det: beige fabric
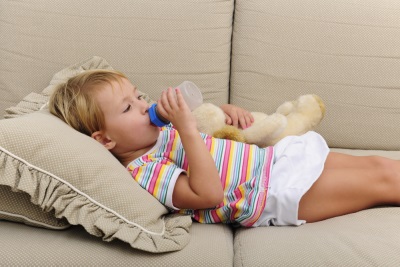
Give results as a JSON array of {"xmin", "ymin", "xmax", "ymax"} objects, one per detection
[
  {"xmin": 4, "ymin": 56, "xmax": 154, "ymax": 119},
  {"xmin": 3, "ymin": 93, "xmax": 49, "ymax": 119},
  {"xmin": 234, "ymin": 208, "xmax": 400, "ymax": 266},
  {"xmin": 0, "ymin": 0, "xmax": 233, "ymax": 118},
  {"xmin": 0, "ymin": 110, "xmax": 191, "ymax": 252},
  {"xmin": 0, "ymin": 186, "xmax": 69, "ymax": 229},
  {"xmin": 230, "ymin": 0, "xmax": 400, "ymax": 150},
  {"xmin": 331, "ymin": 147, "xmax": 400, "ymax": 159},
  {"xmin": 0, "ymin": 221, "xmax": 233, "ymax": 266}
]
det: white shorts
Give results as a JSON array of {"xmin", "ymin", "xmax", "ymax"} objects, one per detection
[{"xmin": 254, "ymin": 131, "xmax": 329, "ymax": 227}]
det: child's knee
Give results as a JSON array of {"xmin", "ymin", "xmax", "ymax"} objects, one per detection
[
  {"xmin": 373, "ymin": 158, "xmax": 400, "ymax": 200},
  {"xmin": 368, "ymin": 156, "xmax": 390, "ymax": 168}
]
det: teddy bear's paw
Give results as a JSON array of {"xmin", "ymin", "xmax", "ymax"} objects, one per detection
[
  {"xmin": 242, "ymin": 113, "xmax": 287, "ymax": 147},
  {"xmin": 311, "ymin": 94, "xmax": 326, "ymax": 118},
  {"xmin": 279, "ymin": 94, "xmax": 325, "ymax": 136},
  {"xmin": 276, "ymin": 101, "xmax": 295, "ymax": 115},
  {"xmin": 213, "ymin": 125, "xmax": 246, "ymax": 142},
  {"xmin": 266, "ymin": 113, "xmax": 288, "ymax": 135}
]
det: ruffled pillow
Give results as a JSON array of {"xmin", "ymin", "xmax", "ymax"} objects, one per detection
[{"xmin": 0, "ymin": 110, "xmax": 191, "ymax": 252}]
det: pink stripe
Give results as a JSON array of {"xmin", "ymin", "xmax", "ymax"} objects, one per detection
[
  {"xmin": 165, "ymin": 130, "xmax": 176, "ymax": 155},
  {"xmin": 148, "ymin": 164, "xmax": 162, "ymax": 194},
  {"xmin": 239, "ymin": 144, "xmax": 250, "ymax": 184},
  {"xmin": 205, "ymin": 135, "xmax": 212, "ymax": 150},
  {"xmin": 210, "ymin": 209, "xmax": 220, "ymax": 223},
  {"xmin": 263, "ymin": 146, "xmax": 274, "ymax": 188},
  {"xmin": 243, "ymin": 146, "xmax": 274, "ymax": 226},
  {"xmin": 142, "ymin": 155, "xmax": 150, "ymax": 163},
  {"xmin": 131, "ymin": 168, "xmax": 138, "ymax": 177},
  {"xmin": 250, "ymin": 191, "xmax": 267, "ymax": 225},
  {"xmin": 220, "ymin": 140, "xmax": 231, "ymax": 188},
  {"xmin": 181, "ymin": 133, "xmax": 192, "ymax": 171}
]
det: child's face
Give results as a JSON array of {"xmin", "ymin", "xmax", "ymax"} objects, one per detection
[{"xmin": 93, "ymin": 78, "xmax": 160, "ymax": 159}]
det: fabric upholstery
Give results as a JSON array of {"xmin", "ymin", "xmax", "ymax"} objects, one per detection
[
  {"xmin": 4, "ymin": 56, "xmax": 153, "ymax": 119},
  {"xmin": 0, "ymin": 0, "xmax": 234, "ymax": 118},
  {"xmin": 2, "ymin": 0, "xmax": 400, "ymax": 265},
  {"xmin": 0, "ymin": 186, "xmax": 69, "ymax": 230},
  {"xmin": 230, "ymin": 0, "xmax": 400, "ymax": 150},
  {"xmin": 234, "ymin": 207, "xmax": 400, "ymax": 266},
  {"xmin": 0, "ymin": 220, "xmax": 234, "ymax": 266}
]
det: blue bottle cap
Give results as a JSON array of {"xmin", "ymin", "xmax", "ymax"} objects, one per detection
[{"xmin": 148, "ymin": 103, "xmax": 169, "ymax": 127}]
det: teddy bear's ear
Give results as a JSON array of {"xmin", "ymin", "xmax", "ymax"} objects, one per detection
[
  {"xmin": 311, "ymin": 94, "xmax": 326, "ymax": 119},
  {"xmin": 213, "ymin": 125, "xmax": 246, "ymax": 142}
]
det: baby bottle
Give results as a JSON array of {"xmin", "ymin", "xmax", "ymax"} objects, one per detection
[{"xmin": 148, "ymin": 81, "xmax": 203, "ymax": 127}]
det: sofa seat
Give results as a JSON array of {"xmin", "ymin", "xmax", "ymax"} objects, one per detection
[{"xmin": 0, "ymin": 220, "xmax": 234, "ymax": 266}]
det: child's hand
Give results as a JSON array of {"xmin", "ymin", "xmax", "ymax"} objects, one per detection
[
  {"xmin": 220, "ymin": 104, "xmax": 254, "ymax": 129},
  {"xmin": 156, "ymin": 87, "xmax": 197, "ymax": 132}
]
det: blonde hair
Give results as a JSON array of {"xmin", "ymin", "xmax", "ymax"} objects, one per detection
[{"xmin": 49, "ymin": 69, "xmax": 128, "ymax": 136}]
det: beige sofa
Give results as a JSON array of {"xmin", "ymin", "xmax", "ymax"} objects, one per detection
[{"xmin": 2, "ymin": 0, "xmax": 400, "ymax": 266}]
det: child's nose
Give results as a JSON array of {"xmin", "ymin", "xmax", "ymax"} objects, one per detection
[{"xmin": 143, "ymin": 103, "xmax": 150, "ymax": 113}]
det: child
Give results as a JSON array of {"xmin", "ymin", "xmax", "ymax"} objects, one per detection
[{"xmin": 50, "ymin": 69, "xmax": 400, "ymax": 227}]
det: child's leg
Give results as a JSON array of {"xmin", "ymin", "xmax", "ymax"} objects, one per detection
[
  {"xmin": 324, "ymin": 152, "xmax": 396, "ymax": 169},
  {"xmin": 298, "ymin": 152, "xmax": 400, "ymax": 223}
]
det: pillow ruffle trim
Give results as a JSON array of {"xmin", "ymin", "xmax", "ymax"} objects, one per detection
[
  {"xmin": 4, "ymin": 93, "xmax": 49, "ymax": 119},
  {"xmin": 0, "ymin": 149, "xmax": 191, "ymax": 253}
]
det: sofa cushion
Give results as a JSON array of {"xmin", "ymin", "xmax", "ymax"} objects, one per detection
[
  {"xmin": 230, "ymin": 0, "xmax": 400, "ymax": 150},
  {"xmin": 234, "ymin": 208, "xmax": 400, "ymax": 266},
  {"xmin": 0, "ymin": 221, "xmax": 233, "ymax": 266},
  {"xmin": 0, "ymin": 0, "xmax": 234, "ymax": 118}
]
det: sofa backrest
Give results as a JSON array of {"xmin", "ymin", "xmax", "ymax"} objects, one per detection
[
  {"xmin": 3, "ymin": 0, "xmax": 400, "ymax": 150},
  {"xmin": 0, "ymin": 0, "xmax": 234, "ymax": 118},
  {"xmin": 230, "ymin": 0, "xmax": 400, "ymax": 150}
]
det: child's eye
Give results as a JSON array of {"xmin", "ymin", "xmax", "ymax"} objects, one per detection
[
  {"xmin": 124, "ymin": 104, "xmax": 131, "ymax": 113},
  {"xmin": 137, "ymin": 95, "xmax": 143, "ymax": 100}
]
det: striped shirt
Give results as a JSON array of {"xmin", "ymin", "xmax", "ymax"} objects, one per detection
[{"xmin": 127, "ymin": 126, "xmax": 274, "ymax": 227}]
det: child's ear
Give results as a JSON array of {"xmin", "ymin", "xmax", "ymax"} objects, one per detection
[{"xmin": 91, "ymin": 131, "xmax": 116, "ymax": 150}]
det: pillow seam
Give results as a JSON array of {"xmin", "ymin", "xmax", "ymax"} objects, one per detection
[{"xmin": 0, "ymin": 210, "xmax": 70, "ymax": 230}]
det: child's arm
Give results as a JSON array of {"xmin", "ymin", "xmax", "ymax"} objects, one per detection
[
  {"xmin": 157, "ymin": 88, "xmax": 224, "ymax": 210},
  {"xmin": 220, "ymin": 104, "xmax": 254, "ymax": 129}
]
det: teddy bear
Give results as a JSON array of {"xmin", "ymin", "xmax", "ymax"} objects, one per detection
[{"xmin": 192, "ymin": 94, "xmax": 325, "ymax": 147}]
